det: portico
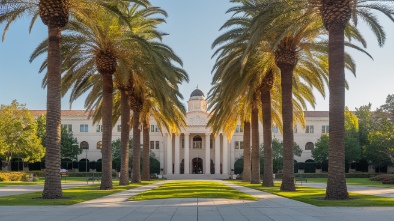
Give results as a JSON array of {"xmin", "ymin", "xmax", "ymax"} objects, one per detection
[{"xmin": 164, "ymin": 88, "xmax": 230, "ymax": 177}]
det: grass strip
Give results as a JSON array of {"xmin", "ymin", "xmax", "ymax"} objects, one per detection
[
  {"xmin": 130, "ymin": 181, "xmax": 257, "ymax": 201},
  {"xmin": 0, "ymin": 181, "xmax": 156, "ymax": 206},
  {"xmin": 308, "ymin": 178, "xmax": 394, "ymax": 188},
  {"xmin": 231, "ymin": 180, "xmax": 394, "ymax": 207}
]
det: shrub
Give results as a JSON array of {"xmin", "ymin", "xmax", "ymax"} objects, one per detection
[
  {"xmin": 234, "ymin": 158, "xmax": 243, "ymax": 175},
  {"xmin": 150, "ymin": 157, "xmax": 160, "ymax": 174},
  {"xmin": 370, "ymin": 174, "xmax": 394, "ymax": 181},
  {"xmin": 0, "ymin": 172, "xmax": 28, "ymax": 181},
  {"xmin": 382, "ymin": 177, "xmax": 394, "ymax": 184}
]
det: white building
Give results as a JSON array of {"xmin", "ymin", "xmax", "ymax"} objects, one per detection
[{"xmin": 31, "ymin": 89, "xmax": 329, "ymax": 177}]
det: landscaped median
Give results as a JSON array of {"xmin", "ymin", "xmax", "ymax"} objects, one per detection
[
  {"xmin": 130, "ymin": 181, "xmax": 257, "ymax": 201},
  {"xmin": 0, "ymin": 181, "xmax": 158, "ymax": 206},
  {"xmin": 230, "ymin": 180, "xmax": 394, "ymax": 207}
]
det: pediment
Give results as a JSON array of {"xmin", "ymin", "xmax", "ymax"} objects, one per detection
[{"xmin": 186, "ymin": 112, "xmax": 210, "ymax": 126}]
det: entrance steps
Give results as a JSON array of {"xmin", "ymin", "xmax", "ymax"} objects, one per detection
[{"xmin": 163, "ymin": 173, "xmax": 229, "ymax": 180}]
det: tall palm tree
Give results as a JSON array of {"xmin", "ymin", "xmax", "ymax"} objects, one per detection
[{"xmin": 1, "ymin": 0, "xmax": 150, "ymax": 198}]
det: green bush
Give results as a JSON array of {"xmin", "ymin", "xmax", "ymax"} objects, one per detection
[
  {"xmin": 150, "ymin": 157, "xmax": 160, "ymax": 174},
  {"xmin": 234, "ymin": 158, "xmax": 243, "ymax": 175},
  {"xmin": 305, "ymin": 162, "xmax": 316, "ymax": 173}
]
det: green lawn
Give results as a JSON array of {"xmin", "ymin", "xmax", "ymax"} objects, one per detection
[
  {"xmin": 231, "ymin": 180, "xmax": 394, "ymax": 207},
  {"xmin": 130, "ymin": 181, "xmax": 257, "ymax": 201},
  {"xmin": 0, "ymin": 181, "xmax": 156, "ymax": 206},
  {"xmin": 308, "ymin": 178, "xmax": 394, "ymax": 188}
]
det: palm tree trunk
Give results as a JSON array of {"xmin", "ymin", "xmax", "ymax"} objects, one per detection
[
  {"xmin": 250, "ymin": 102, "xmax": 260, "ymax": 184},
  {"xmin": 280, "ymin": 65, "xmax": 295, "ymax": 191},
  {"xmin": 119, "ymin": 89, "xmax": 130, "ymax": 185},
  {"xmin": 132, "ymin": 111, "xmax": 141, "ymax": 183},
  {"xmin": 326, "ymin": 24, "xmax": 348, "ymax": 200},
  {"xmin": 42, "ymin": 26, "xmax": 62, "ymax": 199},
  {"xmin": 261, "ymin": 89, "xmax": 274, "ymax": 187},
  {"xmin": 242, "ymin": 121, "xmax": 251, "ymax": 182},
  {"xmin": 100, "ymin": 73, "xmax": 113, "ymax": 190},
  {"xmin": 141, "ymin": 120, "xmax": 150, "ymax": 181}
]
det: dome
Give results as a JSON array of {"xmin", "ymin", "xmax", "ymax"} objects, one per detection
[{"xmin": 190, "ymin": 88, "xmax": 205, "ymax": 97}]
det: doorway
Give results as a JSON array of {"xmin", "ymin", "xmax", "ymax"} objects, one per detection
[{"xmin": 192, "ymin": 157, "xmax": 203, "ymax": 174}]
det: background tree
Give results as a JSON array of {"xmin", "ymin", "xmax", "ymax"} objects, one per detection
[
  {"xmin": 344, "ymin": 108, "xmax": 361, "ymax": 167},
  {"xmin": 0, "ymin": 100, "xmax": 45, "ymax": 169},
  {"xmin": 265, "ymin": 138, "xmax": 302, "ymax": 173},
  {"xmin": 312, "ymin": 135, "xmax": 329, "ymax": 167},
  {"xmin": 60, "ymin": 126, "xmax": 80, "ymax": 161}
]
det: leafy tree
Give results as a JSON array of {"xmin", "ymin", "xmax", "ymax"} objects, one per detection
[
  {"xmin": 312, "ymin": 135, "xmax": 329, "ymax": 165},
  {"xmin": 60, "ymin": 126, "xmax": 80, "ymax": 161},
  {"xmin": 36, "ymin": 114, "xmax": 46, "ymax": 147},
  {"xmin": 0, "ymin": 100, "xmax": 45, "ymax": 168},
  {"xmin": 344, "ymin": 108, "xmax": 361, "ymax": 166},
  {"xmin": 263, "ymin": 138, "xmax": 302, "ymax": 172}
]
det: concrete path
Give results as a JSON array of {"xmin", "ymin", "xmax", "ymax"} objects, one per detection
[
  {"xmin": 300, "ymin": 182, "xmax": 394, "ymax": 198},
  {"xmin": 1, "ymin": 180, "xmax": 394, "ymax": 221}
]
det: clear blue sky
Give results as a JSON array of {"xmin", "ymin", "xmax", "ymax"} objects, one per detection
[{"xmin": 1, "ymin": 0, "xmax": 394, "ymax": 112}]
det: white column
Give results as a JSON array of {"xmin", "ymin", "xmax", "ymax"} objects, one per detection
[
  {"xmin": 174, "ymin": 135, "xmax": 180, "ymax": 174},
  {"xmin": 205, "ymin": 133, "xmax": 211, "ymax": 174},
  {"xmin": 184, "ymin": 133, "xmax": 190, "ymax": 174},
  {"xmin": 214, "ymin": 135, "xmax": 220, "ymax": 174},
  {"xmin": 166, "ymin": 133, "xmax": 172, "ymax": 174},
  {"xmin": 222, "ymin": 135, "xmax": 228, "ymax": 175}
]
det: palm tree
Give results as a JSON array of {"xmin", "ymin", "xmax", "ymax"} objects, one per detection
[{"xmin": 1, "ymin": 0, "xmax": 150, "ymax": 198}]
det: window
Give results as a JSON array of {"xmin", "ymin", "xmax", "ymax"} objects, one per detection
[
  {"xmin": 306, "ymin": 125, "xmax": 314, "ymax": 133},
  {"xmin": 235, "ymin": 125, "xmax": 243, "ymax": 133},
  {"xmin": 235, "ymin": 141, "xmax": 244, "ymax": 149},
  {"xmin": 117, "ymin": 125, "xmax": 121, "ymax": 132},
  {"xmin": 150, "ymin": 141, "xmax": 155, "ymax": 149},
  {"xmin": 156, "ymin": 141, "xmax": 160, "ymax": 149},
  {"xmin": 193, "ymin": 135, "xmax": 202, "ymax": 149},
  {"xmin": 150, "ymin": 125, "xmax": 155, "ymax": 132},
  {"xmin": 97, "ymin": 141, "xmax": 102, "ymax": 149},
  {"xmin": 272, "ymin": 125, "xmax": 279, "ymax": 133},
  {"xmin": 322, "ymin": 125, "xmax": 329, "ymax": 134},
  {"xmin": 80, "ymin": 141, "xmax": 89, "ymax": 149},
  {"xmin": 155, "ymin": 125, "xmax": 160, "ymax": 132},
  {"xmin": 96, "ymin": 124, "xmax": 103, "ymax": 132},
  {"xmin": 305, "ymin": 142, "xmax": 315, "ymax": 150},
  {"xmin": 62, "ymin": 124, "xmax": 72, "ymax": 132},
  {"xmin": 80, "ymin": 124, "xmax": 88, "ymax": 132}
]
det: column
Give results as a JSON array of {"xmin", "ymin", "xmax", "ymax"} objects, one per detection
[
  {"xmin": 222, "ymin": 135, "xmax": 228, "ymax": 175},
  {"xmin": 166, "ymin": 133, "xmax": 172, "ymax": 174},
  {"xmin": 214, "ymin": 135, "xmax": 220, "ymax": 174},
  {"xmin": 174, "ymin": 135, "xmax": 180, "ymax": 174},
  {"xmin": 184, "ymin": 133, "xmax": 190, "ymax": 174},
  {"xmin": 205, "ymin": 133, "xmax": 211, "ymax": 174}
]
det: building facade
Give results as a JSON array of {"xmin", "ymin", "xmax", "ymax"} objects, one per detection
[{"xmin": 31, "ymin": 89, "xmax": 330, "ymax": 177}]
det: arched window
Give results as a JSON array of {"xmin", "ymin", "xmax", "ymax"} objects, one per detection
[
  {"xmin": 97, "ymin": 141, "xmax": 102, "ymax": 149},
  {"xmin": 193, "ymin": 135, "xmax": 202, "ymax": 149},
  {"xmin": 305, "ymin": 142, "xmax": 314, "ymax": 150},
  {"xmin": 80, "ymin": 141, "xmax": 89, "ymax": 150}
]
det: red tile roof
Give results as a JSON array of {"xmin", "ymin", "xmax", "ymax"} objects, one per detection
[{"xmin": 30, "ymin": 110, "xmax": 91, "ymax": 117}]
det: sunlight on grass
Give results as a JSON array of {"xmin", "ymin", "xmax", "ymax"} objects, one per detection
[
  {"xmin": 231, "ymin": 180, "xmax": 394, "ymax": 207},
  {"xmin": 0, "ymin": 181, "xmax": 155, "ymax": 206},
  {"xmin": 308, "ymin": 178, "xmax": 394, "ymax": 188},
  {"xmin": 130, "ymin": 181, "xmax": 257, "ymax": 201}
]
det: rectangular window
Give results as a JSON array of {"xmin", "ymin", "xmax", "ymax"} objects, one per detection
[
  {"xmin": 155, "ymin": 125, "xmax": 160, "ymax": 132},
  {"xmin": 306, "ymin": 125, "xmax": 314, "ymax": 133},
  {"xmin": 240, "ymin": 141, "xmax": 244, "ymax": 149},
  {"xmin": 235, "ymin": 125, "xmax": 243, "ymax": 133},
  {"xmin": 235, "ymin": 141, "xmax": 239, "ymax": 149},
  {"xmin": 96, "ymin": 124, "xmax": 103, "ymax": 132},
  {"xmin": 80, "ymin": 124, "xmax": 88, "ymax": 132},
  {"xmin": 156, "ymin": 141, "xmax": 160, "ymax": 149},
  {"xmin": 62, "ymin": 124, "xmax": 72, "ymax": 132},
  {"xmin": 117, "ymin": 125, "xmax": 121, "ymax": 132},
  {"xmin": 322, "ymin": 125, "xmax": 329, "ymax": 134},
  {"xmin": 150, "ymin": 125, "xmax": 155, "ymax": 132},
  {"xmin": 272, "ymin": 125, "xmax": 279, "ymax": 133},
  {"xmin": 150, "ymin": 141, "xmax": 155, "ymax": 149}
]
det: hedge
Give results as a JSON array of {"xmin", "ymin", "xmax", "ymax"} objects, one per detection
[{"xmin": 0, "ymin": 172, "xmax": 29, "ymax": 181}]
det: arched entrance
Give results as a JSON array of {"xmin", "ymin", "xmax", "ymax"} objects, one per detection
[{"xmin": 192, "ymin": 157, "xmax": 203, "ymax": 174}]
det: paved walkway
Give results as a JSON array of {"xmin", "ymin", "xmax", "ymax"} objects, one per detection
[
  {"xmin": 1, "ymin": 180, "xmax": 394, "ymax": 221},
  {"xmin": 0, "ymin": 182, "xmax": 95, "ymax": 197}
]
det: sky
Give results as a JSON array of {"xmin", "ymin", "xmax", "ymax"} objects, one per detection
[{"xmin": 1, "ymin": 0, "xmax": 394, "ymax": 112}]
